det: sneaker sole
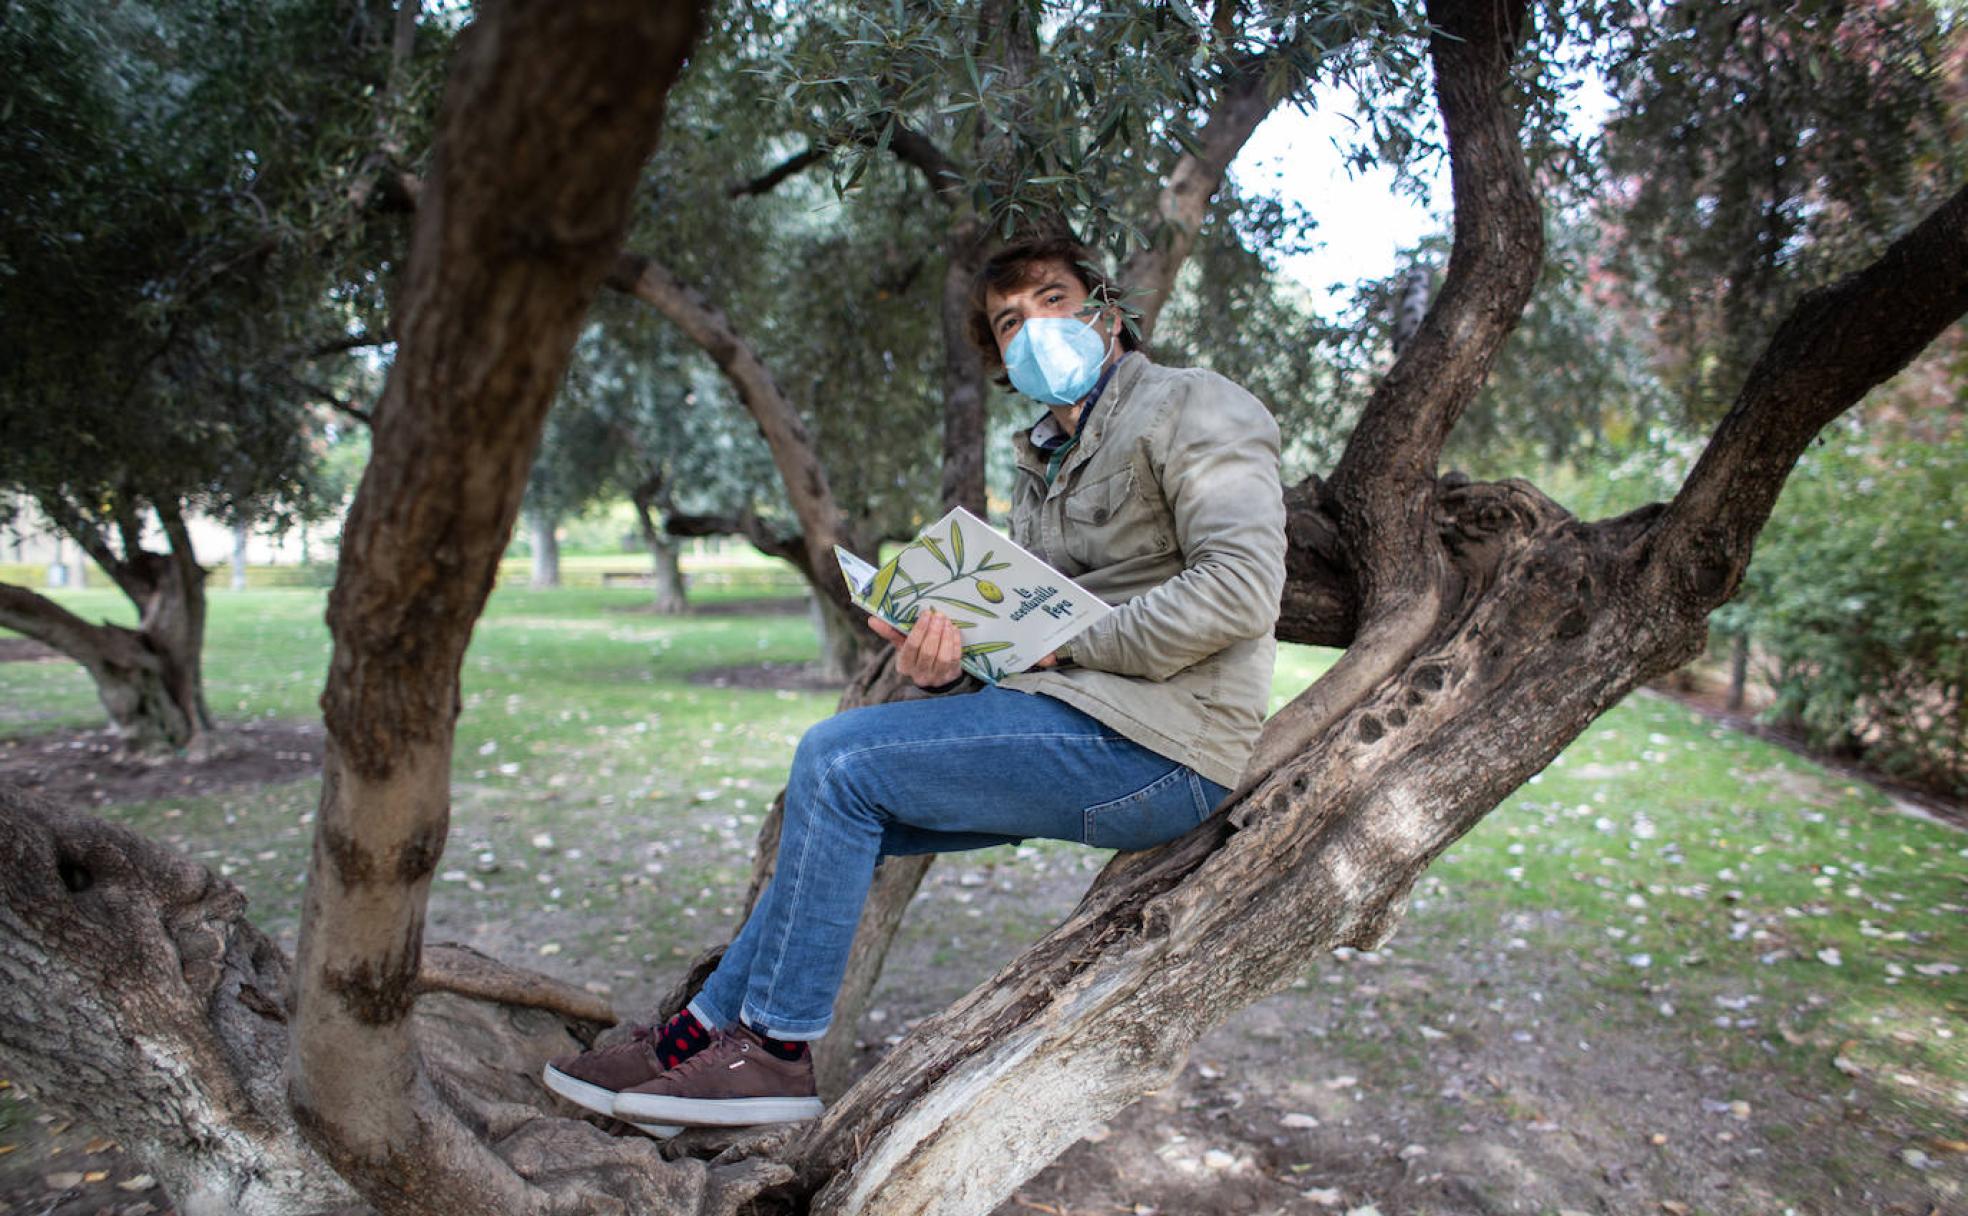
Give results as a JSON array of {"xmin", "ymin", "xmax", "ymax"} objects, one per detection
[
  {"xmin": 542, "ymin": 1063, "xmax": 624, "ymax": 1118},
  {"xmin": 613, "ymin": 1092, "xmax": 824, "ymax": 1126},
  {"xmin": 624, "ymin": 1120, "xmax": 686, "ymax": 1139}
]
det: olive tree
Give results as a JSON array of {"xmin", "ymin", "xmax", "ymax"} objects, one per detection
[{"xmin": 0, "ymin": 1, "xmax": 1963, "ymax": 1214}]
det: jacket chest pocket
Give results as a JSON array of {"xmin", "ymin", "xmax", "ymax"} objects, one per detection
[{"xmin": 1061, "ymin": 464, "xmax": 1170, "ymax": 568}]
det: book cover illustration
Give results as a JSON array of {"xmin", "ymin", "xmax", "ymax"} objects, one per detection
[{"xmin": 834, "ymin": 506, "xmax": 1111, "ymax": 682}]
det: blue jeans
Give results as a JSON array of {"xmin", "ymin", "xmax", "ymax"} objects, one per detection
[{"xmin": 687, "ymin": 685, "xmax": 1229, "ymax": 1040}]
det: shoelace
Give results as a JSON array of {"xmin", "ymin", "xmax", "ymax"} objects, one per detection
[
  {"xmin": 584, "ymin": 1022, "xmax": 658, "ymax": 1062},
  {"xmin": 659, "ymin": 1028, "xmax": 749, "ymax": 1081}
]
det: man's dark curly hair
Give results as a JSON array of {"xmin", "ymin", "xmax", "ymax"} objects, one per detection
[{"xmin": 964, "ymin": 236, "xmax": 1143, "ymax": 382}]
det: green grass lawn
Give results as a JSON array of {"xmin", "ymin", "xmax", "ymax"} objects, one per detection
[{"xmin": 2, "ymin": 582, "xmax": 1962, "ymax": 1198}]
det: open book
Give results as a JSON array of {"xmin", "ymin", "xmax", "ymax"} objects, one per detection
[{"xmin": 835, "ymin": 506, "xmax": 1111, "ymax": 683}]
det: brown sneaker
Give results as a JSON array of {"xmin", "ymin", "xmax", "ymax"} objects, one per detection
[
  {"xmin": 542, "ymin": 1025, "xmax": 671, "ymax": 1119},
  {"xmin": 613, "ymin": 1025, "xmax": 823, "ymax": 1127}
]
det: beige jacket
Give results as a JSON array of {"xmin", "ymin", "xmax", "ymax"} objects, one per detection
[{"xmin": 998, "ymin": 353, "xmax": 1285, "ymax": 789}]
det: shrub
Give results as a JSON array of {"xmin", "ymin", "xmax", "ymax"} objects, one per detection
[{"xmin": 1728, "ymin": 422, "xmax": 1967, "ymax": 797}]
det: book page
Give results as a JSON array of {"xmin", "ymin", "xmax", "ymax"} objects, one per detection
[{"xmin": 834, "ymin": 507, "xmax": 1111, "ymax": 682}]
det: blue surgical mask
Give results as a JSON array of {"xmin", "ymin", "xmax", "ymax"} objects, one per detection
[{"xmin": 1004, "ymin": 315, "xmax": 1110, "ymax": 405}]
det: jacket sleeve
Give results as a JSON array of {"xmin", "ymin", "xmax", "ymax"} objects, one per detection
[{"xmin": 1067, "ymin": 372, "xmax": 1285, "ymax": 681}]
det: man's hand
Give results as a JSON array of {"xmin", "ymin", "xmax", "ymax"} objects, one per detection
[{"xmin": 867, "ymin": 609, "xmax": 964, "ymax": 689}]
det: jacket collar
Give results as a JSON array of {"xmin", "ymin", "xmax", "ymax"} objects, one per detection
[{"xmin": 1014, "ymin": 352, "xmax": 1147, "ymax": 476}]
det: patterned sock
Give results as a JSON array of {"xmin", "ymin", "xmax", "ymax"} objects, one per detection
[
  {"xmin": 651, "ymin": 1008, "xmax": 712, "ymax": 1069},
  {"xmin": 755, "ymin": 1031, "xmax": 810, "ymax": 1062}
]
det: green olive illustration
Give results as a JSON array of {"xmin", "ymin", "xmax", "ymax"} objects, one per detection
[{"xmin": 976, "ymin": 580, "xmax": 1004, "ymax": 603}]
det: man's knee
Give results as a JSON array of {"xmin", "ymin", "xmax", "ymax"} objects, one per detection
[{"xmin": 792, "ymin": 711, "xmax": 859, "ymax": 780}]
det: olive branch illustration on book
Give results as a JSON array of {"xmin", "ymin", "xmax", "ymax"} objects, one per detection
[{"xmin": 834, "ymin": 506, "xmax": 1111, "ymax": 684}]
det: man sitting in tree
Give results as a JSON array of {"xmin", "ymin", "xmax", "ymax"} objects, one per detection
[{"xmin": 544, "ymin": 235, "xmax": 1287, "ymax": 1132}]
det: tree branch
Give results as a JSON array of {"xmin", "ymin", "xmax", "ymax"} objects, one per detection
[
  {"xmin": 663, "ymin": 508, "xmax": 810, "ymax": 577},
  {"xmin": 1229, "ymin": 0, "xmax": 1539, "ymax": 794},
  {"xmin": 728, "ymin": 145, "xmax": 827, "ymax": 198},
  {"xmin": 1119, "ymin": 61, "xmax": 1281, "ymax": 339},
  {"xmin": 388, "ymin": 0, "xmax": 420, "ymax": 99},
  {"xmin": 308, "ymin": 330, "xmax": 395, "ymax": 359},
  {"xmin": 1642, "ymin": 181, "xmax": 1968, "ymax": 616},
  {"xmin": 606, "ymin": 250, "xmax": 850, "ymax": 609},
  {"xmin": 153, "ymin": 497, "xmax": 204, "ymax": 600},
  {"xmin": 885, "ymin": 121, "xmax": 966, "ymax": 206},
  {"xmin": 36, "ymin": 495, "xmax": 148, "ymax": 605},
  {"xmin": 286, "ymin": 372, "xmax": 375, "ymax": 427},
  {"xmin": 418, "ymin": 943, "xmax": 615, "ymax": 1027},
  {"xmin": 0, "ymin": 582, "xmax": 158, "ymax": 681},
  {"xmin": 1327, "ymin": 0, "xmax": 1540, "ymax": 519}
]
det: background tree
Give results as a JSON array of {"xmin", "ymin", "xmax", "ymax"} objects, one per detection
[
  {"xmin": 0, "ymin": 0, "xmax": 436, "ymax": 749},
  {"xmin": 523, "ymin": 301, "xmax": 788, "ymax": 612},
  {"xmin": 1599, "ymin": 0, "xmax": 1963, "ymax": 420}
]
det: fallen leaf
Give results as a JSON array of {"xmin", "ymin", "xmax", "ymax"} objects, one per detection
[
  {"xmin": 117, "ymin": 1174, "xmax": 157, "ymax": 1192},
  {"xmin": 43, "ymin": 1172, "xmax": 84, "ymax": 1191},
  {"xmin": 1324, "ymin": 1075, "xmax": 1360, "ymax": 1090},
  {"xmin": 1928, "ymin": 1139, "xmax": 1968, "ymax": 1154},
  {"xmin": 0, "ymin": 1145, "xmax": 16, "ymax": 1156},
  {"xmin": 1661, "ymin": 1202, "xmax": 1691, "ymax": 1216},
  {"xmin": 1302, "ymin": 1188, "xmax": 1343, "ymax": 1206},
  {"xmin": 1649, "ymin": 1133, "xmax": 1669, "ymax": 1146},
  {"xmin": 83, "ymin": 1137, "xmax": 116, "ymax": 1154},
  {"xmin": 83, "ymin": 1170, "xmax": 109, "ymax": 1183},
  {"xmin": 1281, "ymin": 1113, "xmax": 1320, "ymax": 1129}
]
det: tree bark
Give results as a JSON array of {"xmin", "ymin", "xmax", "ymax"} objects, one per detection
[
  {"xmin": 287, "ymin": 4, "xmax": 737, "ymax": 1214},
  {"xmin": 0, "ymin": 786, "xmax": 648, "ymax": 1216},
  {"xmin": 938, "ymin": 219, "xmax": 991, "ymax": 516},
  {"xmin": 527, "ymin": 509, "xmax": 561, "ymax": 588}
]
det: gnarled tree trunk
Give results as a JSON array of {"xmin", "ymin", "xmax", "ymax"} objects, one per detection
[
  {"xmin": 0, "ymin": 498, "xmax": 214, "ymax": 752},
  {"xmin": 0, "ymin": 785, "xmax": 637, "ymax": 1216}
]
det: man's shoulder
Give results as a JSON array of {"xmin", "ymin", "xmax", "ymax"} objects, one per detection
[
  {"xmin": 1129, "ymin": 357, "xmax": 1259, "ymax": 405},
  {"xmin": 1128, "ymin": 358, "xmax": 1273, "ymax": 432}
]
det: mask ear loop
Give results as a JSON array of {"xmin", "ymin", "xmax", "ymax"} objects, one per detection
[{"xmin": 1080, "ymin": 302, "xmax": 1122, "ymax": 366}]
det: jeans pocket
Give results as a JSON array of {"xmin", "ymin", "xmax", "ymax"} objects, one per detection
[{"xmin": 1082, "ymin": 765, "xmax": 1210, "ymax": 851}]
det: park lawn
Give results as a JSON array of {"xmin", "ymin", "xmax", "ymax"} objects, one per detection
[{"xmin": 2, "ymin": 584, "xmax": 1963, "ymax": 1206}]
